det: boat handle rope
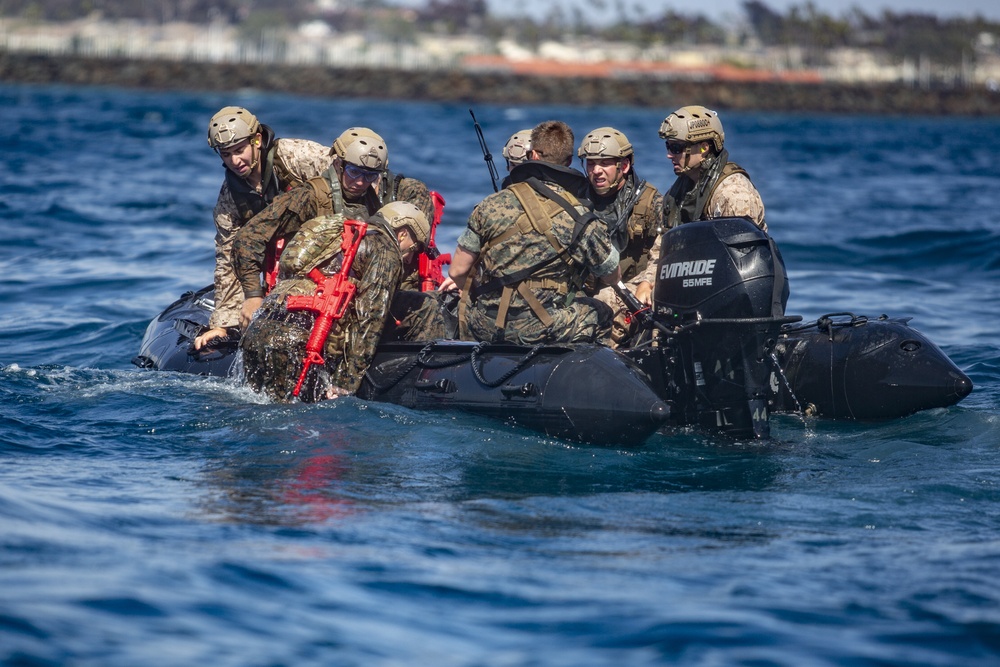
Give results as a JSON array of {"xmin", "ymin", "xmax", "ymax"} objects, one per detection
[
  {"xmin": 780, "ymin": 312, "xmax": 869, "ymax": 337},
  {"xmin": 470, "ymin": 342, "xmax": 545, "ymax": 388},
  {"xmin": 363, "ymin": 341, "xmax": 545, "ymax": 393},
  {"xmin": 363, "ymin": 342, "xmax": 442, "ymax": 393}
]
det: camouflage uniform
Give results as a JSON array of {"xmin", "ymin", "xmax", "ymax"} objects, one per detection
[
  {"xmin": 231, "ymin": 164, "xmax": 433, "ymax": 301},
  {"xmin": 374, "ymin": 258, "xmax": 454, "ymax": 342},
  {"xmin": 697, "ymin": 173, "xmax": 766, "ymax": 230},
  {"xmin": 586, "ymin": 173, "xmax": 663, "ymax": 348},
  {"xmin": 637, "ymin": 150, "xmax": 765, "ymax": 287},
  {"xmin": 663, "ymin": 149, "xmax": 765, "ymax": 232},
  {"xmin": 398, "ymin": 257, "xmax": 421, "ymax": 292},
  {"xmin": 240, "ymin": 214, "xmax": 401, "ymax": 402},
  {"xmin": 459, "ymin": 164, "xmax": 620, "ymax": 345},
  {"xmin": 383, "ymin": 288, "xmax": 455, "ymax": 342},
  {"xmin": 380, "ymin": 172, "xmax": 435, "ymax": 228},
  {"xmin": 210, "ymin": 134, "xmax": 330, "ymax": 330}
]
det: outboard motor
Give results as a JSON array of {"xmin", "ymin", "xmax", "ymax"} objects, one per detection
[{"xmin": 649, "ymin": 217, "xmax": 793, "ymax": 438}]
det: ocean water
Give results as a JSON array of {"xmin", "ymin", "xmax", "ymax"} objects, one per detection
[{"xmin": 2, "ymin": 82, "xmax": 999, "ymax": 666}]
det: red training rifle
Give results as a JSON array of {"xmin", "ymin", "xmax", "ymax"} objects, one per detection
[
  {"xmin": 263, "ymin": 237, "xmax": 285, "ymax": 293},
  {"xmin": 285, "ymin": 218, "xmax": 367, "ymax": 397},
  {"xmin": 419, "ymin": 191, "xmax": 451, "ymax": 292}
]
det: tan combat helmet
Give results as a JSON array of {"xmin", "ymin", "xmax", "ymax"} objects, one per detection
[
  {"xmin": 379, "ymin": 201, "xmax": 429, "ymax": 247},
  {"xmin": 659, "ymin": 106, "xmax": 725, "ymax": 152},
  {"xmin": 207, "ymin": 106, "xmax": 261, "ymax": 151},
  {"xmin": 577, "ymin": 126, "xmax": 634, "ymax": 161},
  {"xmin": 332, "ymin": 127, "xmax": 389, "ymax": 170},
  {"xmin": 502, "ymin": 129, "xmax": 533, "ymax": 167}
]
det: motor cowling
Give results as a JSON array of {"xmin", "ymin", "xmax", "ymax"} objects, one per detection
[
  {"xmin": 651, "ymin": 217, "xmax": 789, "ymax": 438},
  {"xmin": 653, "ymin": 217, "xmax": 787, "ymax": 321}
]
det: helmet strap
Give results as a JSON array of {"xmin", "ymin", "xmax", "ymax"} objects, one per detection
[
  {"xmin": 607, "ymin": 157, "xmax": 630, "ymax": 190},
  {"xmin": 674, "ymin": 150, "xmax": 695, "ymax": 175},
  {"xmin": 247, "ymin": 137, "xmax": 261, "ymax": 173}
]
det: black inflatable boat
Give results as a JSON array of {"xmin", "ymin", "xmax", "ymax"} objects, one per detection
[{"xmin": 134, "ymin": 218, "xmax": 972, "ymax": 444}]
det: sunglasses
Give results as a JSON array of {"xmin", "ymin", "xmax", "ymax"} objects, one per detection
[
  {"xmin": 665, "ymin": 141, "xmax": 691, "ymax": 155},
  {"xmin": 343, "ymin": 163, "xmax": 381, "ymax": 184}
]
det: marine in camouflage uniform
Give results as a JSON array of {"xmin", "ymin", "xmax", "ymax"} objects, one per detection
[
  {"xmin": 448, "ymin": 121, "xmax": 621, "ymax": 346},
  {"xmin": 576, "ymin": 127, "xmax": 664, "ymax": 348},
  {"xmin": 379, "ymin": 202, "xmax": 453, "ymax": 342},
  {"xmin": 231, "ymin": 127, "xmax": 436, "ymax": 334},
  {"xmin": 203, "ymin": 107, "xmax": 330, "ymax": 342},
  {"xmin": 240, "ymin": 210, "xmax": 402, "ymax": 403},
  {"xmin": 392, "ymin": 205, "xmax": 427, "ymax": 294},
  {"xmin": 636, "ymin": 105, "xmax": 767, "ymax": 289}
]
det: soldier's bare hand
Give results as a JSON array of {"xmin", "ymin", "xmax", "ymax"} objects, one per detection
[
  {"xmin": 194, "ymin": 327, "xmax": 227, "ymax": 350},
  {"xmin": 239, "ymin": 297, "xmax": 264, "ymax": 330},
  {"xmin": 325, "ymin": 386, "xmax": 351, "ymax": 399},
  {"xmin": 634, "ymin": 281, "xmax": 653, "ymax": 306}
]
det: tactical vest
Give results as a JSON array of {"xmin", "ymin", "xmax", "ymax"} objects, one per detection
[
  {"xmin": 471, "ymin": 179, "xmax": 594, "ymax": 334},
  {"xmin": 377, "ymin": 170, "xmax": 405, "ymax": 208},
  {"xmin": 589, "ymin": 179, "xmax": 657, "ymax": 286},
  {"xmin": 305, "ymin": 166, "xmax": 401, "ymax": 220},
  {"xmin": 306, "ymin": 169, "xmax": 346, "ymax": 219},
  {"xmin": 619, "ymin": 184, "xmax": 658, "ymax": 282},
  {"xmin": 664, "ymin": 150, "xmax": 752, "ymax": 230},
  {"xmin": 270, "ymin": 151, "xmax": 309, "ymax": 193},
  {"xmin": 601, "ymin": 176, "xmax": 646, "ymax": 246}
]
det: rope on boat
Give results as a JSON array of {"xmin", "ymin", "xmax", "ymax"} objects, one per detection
[
  {"xmin": 363, "ymin": 341, "xmax": 437, "ymax": 393},
  {"xmin": 470, "ymin": 342, "xmax": 545, "ymax": 388},
  {"xmin": 779, "ymin": 312, "xmax": 871, "ymax": 337},
  {"xmin": 363, "ymin": 341, "xmax": 546, "ymax": 393}
]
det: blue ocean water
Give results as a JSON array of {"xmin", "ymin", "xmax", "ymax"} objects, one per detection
[{"xmin": 2, "ymin": 82, "xmax": 999, "ymax": 666}]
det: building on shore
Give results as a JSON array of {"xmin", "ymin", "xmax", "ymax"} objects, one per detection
[{"xmin": 2, "ymin": 15, "xmax": 999, "ymax": 89}]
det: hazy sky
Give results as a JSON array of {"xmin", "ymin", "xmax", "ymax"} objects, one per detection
[{"xmin": 484, "ymin": 0, "xmax": 1000, "ymax": 22}]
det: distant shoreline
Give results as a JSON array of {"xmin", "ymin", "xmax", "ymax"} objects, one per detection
[{"xmin": 3, "ymin": 52, "xmax": 999, "ymax": 116}]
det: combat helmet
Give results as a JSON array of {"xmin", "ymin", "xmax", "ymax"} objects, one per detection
[
  {"xmin": 659, "ymin": 106, "xmax": 725, "ymax": 152},
  {"xmin": 332, "ymin": 127, "xmax": 388, "ymax": 170},
  {"xmin": 577, "ymin": 127, "xmax": 633, "ymax": 161},
  {"xmin": 502, "ymin": 129, "xmax": 533, "ymax": 167},
  {"xmin": 378, "ymin": 201, "xmax": 429, "ymax": 247},
  {"xmin": 207, "ymin": 106, "xmax": 261, "ymax": 151}
]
